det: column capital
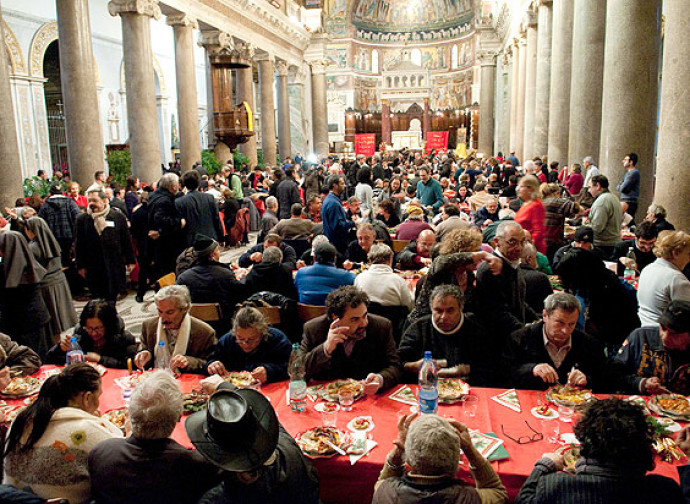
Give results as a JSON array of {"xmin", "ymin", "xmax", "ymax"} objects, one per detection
[
  {"xmin": 522, "ymin": 10, "xmax": 538, "ymax": 30},
  {"xmin": 234, "ymin": 41, "xmax": 255, "ymax": 63},
  {"xmin": 166, "ymin": 13, "xmax": 197, "ymax": 29},
  {"xmin": 539, "ymin": 0, "xmax": 553, "ymax": 6},
  {"xmin": 197, "ymin": 30, "xmax": 233, "ymax": 55},
  {"xmin": 108, "ymin": 0, "xmax": 161, "ymax": 20},
  {"xmin": 308, "ymin": 59, "xmax": 329, "ymax": 75},
  {"xmin": 255, "ymin": 53, "xmax": 275, "ymax": 64},
  {"xmin": 275, "ymin": 60, "xmax": 289, "ymax": 77},
  {"xmin": 479, "ymin": 51, "xmax": 497, "ymax": 66}
]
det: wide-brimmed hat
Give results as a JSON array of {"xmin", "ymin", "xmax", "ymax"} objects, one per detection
[
  {"xmin": 193, "ymin": 233, "xmax": 218, "ymax": 257},
  {"xmin": 185, "ymin": 388, "xmax": 279, "ymax": 472}
]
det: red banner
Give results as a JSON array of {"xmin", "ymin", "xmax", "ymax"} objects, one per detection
[
  {"xmin": 354, "ymin": 134, "xmax": 376, "ymax": 157},
  {"xmin": 426, "ymin": 131, "xmax": 449, "ymax": 155}
]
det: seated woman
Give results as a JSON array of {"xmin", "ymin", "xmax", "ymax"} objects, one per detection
[
  {"xmin": 45, "ymin": 299, "xmax": 137, "ymax": 368},
  {"xmin": 375, "ymin": 199, "xmax": 401, "ymax": 228},
  {"xmin": 373, "ymin": 414, "xmax": 507, "ymax": 504},
  {"xmin": 206, "ymin": 307, "xmax": 292, "ymax": 384},
  {"xmin": 3, "ymin": 363, "xmax": 123, "ymax": 503}
]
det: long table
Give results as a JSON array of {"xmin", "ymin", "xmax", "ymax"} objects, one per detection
[{"xmin": 4, "ymin": 367, "xmax": 684, "ymax": 503}]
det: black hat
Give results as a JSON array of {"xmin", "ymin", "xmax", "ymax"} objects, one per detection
[
  {"xmin": 193, "ymin": 234, "xmax": 218, "ymax": 257},
  {"xmin": 573, "ymin": 226, "xmax": 594, "ymax": 243},
  {"xmin": 659, "ymin": 301, "xmax": 690, "ymax": 333},
  {"xmin": 49, "ymin": 183, "xmax": 63, "ymax": 195},
  {"xmin": 185, "ymin": 388, "xmax": 279, "ymax": 472}
]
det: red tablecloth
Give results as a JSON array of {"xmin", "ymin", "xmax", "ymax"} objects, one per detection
[{"xmin": 7, "ymin": 368, "xmax": 683, "ymax": 503}]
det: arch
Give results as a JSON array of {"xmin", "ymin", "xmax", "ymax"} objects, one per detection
[
  {"xmin": 411, "ymin": 48, "xmax": 422, "ymax": 66},
  {"xmin": 3, "ymin": 19, "xmax": 27, "ymax": 75},
  {"xmin": 119, "ymin": 54, "xmax": 167, "ymax": 96}
]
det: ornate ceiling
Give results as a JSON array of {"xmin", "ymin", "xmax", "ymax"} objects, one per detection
[{"xmin": 350, "ymin": 0, "xmax": 475, "ymax": 33}]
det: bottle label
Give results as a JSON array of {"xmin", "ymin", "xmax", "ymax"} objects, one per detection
[{"xmin": 418, "ymin": 389, "xmax": 438, "ymax": 414}]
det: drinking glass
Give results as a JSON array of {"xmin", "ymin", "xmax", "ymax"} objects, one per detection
[
  {"xmin": 462, "ymin": 395, "xmax": 479, "ymax": 418},
  {"xmin": 541, "ymin": 418, "xmax": 560, "ymax": 444},
  {"xmin": 339, "ymin": 390, "xmax": 355, "ymax": 412},
  {"xmin": 321, "ymin": 407, "xmax": 338, "ymax": 428},
  {"xmin": 558, "ymin": 405, "xmax": 574, "ymax": 422}
]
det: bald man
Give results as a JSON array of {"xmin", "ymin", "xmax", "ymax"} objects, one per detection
[{"xmin": 398, "ymin": 229, "xmax": 436, "ymax": 270}]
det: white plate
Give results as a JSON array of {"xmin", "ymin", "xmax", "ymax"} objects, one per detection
[
  {"xmin": 314, "ymin": 402, "xmax": 340, "ymax": 413},
  {"xmin": 655, "ymin": 416, "xmax": 682, "ymax": 433},
  {"xmin": 347, "ymin": 416, "xmax": 375, "ymax": 433},
  {"xmin": 531, "ymin": 405, "xmax": 558, "ymax": 420}
]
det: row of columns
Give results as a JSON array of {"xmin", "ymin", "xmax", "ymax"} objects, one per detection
[{"xmin": 478, "ymin": 0, "xmax": 689, "ymax": 229}]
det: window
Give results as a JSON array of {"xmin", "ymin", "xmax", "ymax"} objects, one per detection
[
  {"xmin": 451, "ymin": 45, "xmax": 458, "ymax": 69},
  {"xmin": 411, "ymin": 49, "xmax": 422, "ymax": 66},
  {"xmin": 371, "ymin": 49, "xmax": 379, "ymax": 73}
]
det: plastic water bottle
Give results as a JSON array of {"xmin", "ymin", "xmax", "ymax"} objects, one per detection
[
  {"xmin": 418, "ymin": 351, "xmax": 438, "ymax": 414},
  {"xmin": 623, "ymin": 247, "xmax": 637, "ymax": 280},
  {"xmin": 288, "ymin": 343, "xmax": 307, "ymax": 412},
  {"xmin": 65, "ymin": 337, "xmax": 84, "ymax": 365},
  {"xmin": 155, "ymin": 341, "xmax": 171, "ymax": 370}
]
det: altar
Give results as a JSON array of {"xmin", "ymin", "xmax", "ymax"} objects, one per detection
[{"xmin": 391, "ymin": 118, "xmax": 423, "ymax": 149}]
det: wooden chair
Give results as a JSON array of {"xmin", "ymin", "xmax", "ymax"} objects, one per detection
[
  {"xmin": 255, "ymin": 306, "xmax": 281, "ymax": 325},
  {"xmin": 189, "ymin": 303, "xmax": 223, "ymax": 322},
  {"xmin": 297, "ymin": 303, "xmax": 327, "ymax": 322},
  {"xmin": 157, "ymin": 272, "xmax": 176, "ymax": 288},
  {"xmin": 392, "ymin": 239, "xmax": 409, "ymax": 253}
]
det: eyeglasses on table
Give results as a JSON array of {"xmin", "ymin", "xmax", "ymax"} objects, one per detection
[{"xmin": 500, "ymin": 421, "xmax": 544, "ymax": 444}]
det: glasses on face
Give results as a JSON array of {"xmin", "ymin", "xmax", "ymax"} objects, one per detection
[
  {"xmin": 501, "ymin": 421, "xmax": 543, "ymax": 444},
  {"xmin": 501, "ymin": 238, "xmax": 525, "ymax": 248},
  {"xmin": 235, "ymin": 336, "xmax": 262, "ymax": 346},
  {"xmin": 84, "ymin": 325, "xmax": 105, "ymax": 334}
]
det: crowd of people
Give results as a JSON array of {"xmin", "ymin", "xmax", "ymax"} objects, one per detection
[{"xmin": 0, "ymin": 148, "xmax": 689, "ymax": 503}]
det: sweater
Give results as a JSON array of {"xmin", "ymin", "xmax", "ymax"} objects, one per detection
[
  {"xmin": 637, "ymin": 258, "xmax": 690, "ymax": 327},
  {"xmin": 321, "ymin": 192, "xmax": 355, "ymax": 252},
  {"xmin": 353, "ymin": 264, "xmax": 414, "ymax": 310},
  {"xmin": 416, "ymin": 178, "xmax": 444, "ymax": 211},
  {"xmin": 589, "ymin": 191, "xmax": 622, "ymax": 247},
  {"xmin": 515, "ymin": 200, "xmax": 547, "ymax": 254}
]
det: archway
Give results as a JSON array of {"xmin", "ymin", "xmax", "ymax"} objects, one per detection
[{"xmin": 43, "ymin": 41, "xmax": 67, "ymax": 173}]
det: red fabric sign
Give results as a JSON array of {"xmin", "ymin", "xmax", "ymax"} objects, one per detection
[
  {"xmin": 354, "ymin": 134, "xmax": 376, "ymax": 156},
  {"xmin": 426, "ymin": 130, "xmax": 449, "ymax": 155}
]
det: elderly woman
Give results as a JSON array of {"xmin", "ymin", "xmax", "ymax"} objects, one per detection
[
  {"xmin": 88, "ymin": 371, "xmax": 220, "ymax": 504},
  {"xmin": 564, "ymin": 164, "xmax": 584, "ymax": 196},
  {"xmin": 46, "ymin": 299, "xmax": 137, "ymax": 368},
  {"xmin": 24, "ymin": 216, "xmax": 78, "ymax": 337},
  {"xmin": 516, "ymin": 399, "xmax": 682, "ymax": 503},
  {"xmin": 638, "ymin": 230, "xmax": 690, "ymax": 327},
  {"xmin": 0, "ymin": 230, "xmax": 52, "ymax": 358},
  {"xmin": 373, "ymin": 414, "xmax": 507, "ymax": 504},
  {"xmin": 134, "ymin": 285, "xmax": 216, "ymax": 373},
  {"xmin": 514, "ymin": 175, "xmax": 547, "ymax": 254},
  {"xmin": 207, "ymin": 307, "xmax": 292, "ymax": 384},
  {"xmin": 3, "ymin": 363, "xmax": 123, "ymax": 503}
]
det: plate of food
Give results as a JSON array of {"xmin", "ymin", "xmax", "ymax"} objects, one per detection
[
  {"xmin": 296, "ymin": 427, "xmax": 349, "ymax": 458},
  {"xmin": 224, "ymin": 371, "xmax": 260, "ymax": 389},
  {"xmin": 347, "ymin": 416, "xmax": 375, "ymax": 433},
  {"xmin": 649, "ymin": 394, "xmax": 690, "ymax": 421},
  {"xmin": 319, "ymin": 379, "xmax": 364, "ymax": 403},
  {"xmin": 1, "ymin": 405, "xmax": 25, "ymax": 425},
  {"xmin": 545, "ymin": 385, "xmax": 594, "ymax": 407},
  {"xmin": 625, "ymin": 395, "xmax": 650, "ymax": 415},
  {"xmin": 114, "ymin": 370, "xmax": 155, "ymax": 390},
  {"xmin": 438, "ymin": 378, "xmax": 470, "ymax": 404},
  {"xmin": 556, "ymin": 444, "xmax": 581, "ymax": 473},
  {"xmin": 102, "ymin": 408, "xmax": 127, "ymax": 434},
  {"xmin": 314, "ymin": 402, "xmax": 340, "ymax": 413},
  {"xmin": 531, "ymin": 404, "xmax": 558, "ymax": 420},
  {"xmin": 0, "ymin": 376, "xmax": 42, "ymax": 398},
  {"xmin": 183, "ymin": 390, "xmax": 209, "ymax": 414}
]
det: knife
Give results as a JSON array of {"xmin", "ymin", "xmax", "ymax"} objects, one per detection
[{"xmin": 324, "ymin": 438, "xmax": 347, "ymax": 456}]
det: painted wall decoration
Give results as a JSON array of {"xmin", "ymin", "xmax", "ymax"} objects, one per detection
[
  {"xmin": 327, "ymin": 47, "xmax": 350, "ymax": 69},
  {"xmin": 431, "ymin": 76, "xmax": 471, "ymax": 109},
  {"xmin": 354, "ymin": 47, "xmax": 371, "ymax": 71},
  {"xmin": 326, "ymin": 75, "xmax": 352, "ymax": 90},
  {"xmin": 325, "ymin": 0, "xmax": 351, "ymax": 35},
  {"xmin": 351, "ymin": 0, "xmax": 474, "ymax": 32}
]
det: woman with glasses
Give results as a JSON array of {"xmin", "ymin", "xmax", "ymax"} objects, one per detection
[
  {"xmin": 206, "ymin": 307, "xmax": 292, "ymax": 384},
  {"xmin": 45, "ymin": 298, "xmax": 137, "ymax": 368}
]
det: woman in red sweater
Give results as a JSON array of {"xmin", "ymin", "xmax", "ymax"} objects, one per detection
[{"xmin": 515, "ymin": 175, "xmax": 547, "ymax": 253}]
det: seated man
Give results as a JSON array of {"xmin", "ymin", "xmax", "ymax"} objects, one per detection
[
  {"xmin": 552, "ymin": 225, "xmax": 597, "ymax": 269},
  {"xmin": 520, "ymin": 243, "xmax": 554, "ymax": 314},
  {"xmin": 294, "ymin": 242, "xmax": 355, "ymax": 305},
  {"xmin": 134, "ymin": 285, "xmax": 217, "ymax": 373},
  {"xmin": 297, "ymin": 235, "xmax": 345, "ymax": 269},
  {"xmin": 516, "ymin": 398, "xmax": 683, "ymax": 504},
  {"xmin": 613, "ymin": 300, "xmax": 690, "ymax": 395},
  {"xmin": 88, "ymin": 371, "xmax": 220, "ymax": 504},
  {"xmin": 611, "ymin": 220, "xmax": 658, "ymax": 277},
  {"xmin": 399, "ymin": 285, "xmax": 492, "ymax": 385},
  {"xmin": 0, "ymin": 332, "xmax": 41, "ymax": 378},
  {"xmin": 300, "ymin": 286, "xmax": 401, "ymax": 394},
  {"xmin": 395, "ymin": 206, "xmax": 433, "ymax": 241},
  {"xmin": 473, "ymin": 197, "xmax": 500, "ymax": 228},
  {"xmin": 269, "ymin": 203, "xmax": 316, "ymax": 240},
  {"xmin": 354, "ymin": 244, "xmax": 414, "ymax": 311},
  {"xmin": 258, "ymin": 196, "xmax": 279, "ymax": 242},
  {"xmin": 238, "ymin": 233, "xmax": 297, "ymax": 270},
  {"xmin": 435, "ymin": 204, "xmax": 470, "ymax": 243},
  {"xmin": 244, "ymin": 246, "xmax": 298, "ymax": 300},
  {"xmin": 345, "ymin": 196, "xmax": 362, "ymax": 221},
  {"xmin": 344, "ymin": 222, "xmax": 378, "ymax": 266},
  {"xmin": 397, "ymin": 229, "xmax": 436, "ymax": 271},
  {"xmin": 502, "ymin": 292, "xmax": 611, "ymax": 392}
]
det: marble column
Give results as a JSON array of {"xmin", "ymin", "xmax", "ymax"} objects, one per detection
[
  {"xmin": 655, "ymin": 0, "xmax": 690, "ymax": 230},
  {"xmin": 522, "ymin": 13, "xmax": 538, "ymax": 160},
  {"xmin": 547, "ymin": 0, "xmax": 574, "ymax": 165},
  {"xmin": 423, "ymin": 98, "xmax": 430, "ymax": 140},
  {"xmin": 533, "ymin": 0, "xmax": 552, "ymax": 159},
  {"xmin": 108, "ymin": 0, "xmax": 161, "ymax": 184},
  {"xmin": 599, "ymin": 0, "xmax": 661, "ymax": 215},
  {"xmin": 168, "ymin": 14, "xmax": 200, "ymax": 173},
  {"xmin": 381, "ymin": 99, "xmax": 391, "ymax": 145},
  {"xmin": 234, "ymin": 42, "xmax": 258, "ymax": 168},
  {"xmin": 515, "ymin": 36, "xmax": 527, "ymax": 162},
  {"xmin": 257, "ymin": 55, "xmax": 277, "ymax": 168},
  {"xmin": 499, "ymin": 50, "xmax": 512, "ymax": 155},
  {"xmin": 0, "ymin": 5, "xmax": 23, "ymax": 207},
  {"xmin": 275, "ymin": 60, "xmax": 291, "ymax": 162},
  {"xmin": 56, "ymin": 0, "xmax": 104, "ymax": 186},
  {"xmin": 309, "ymin": 59, "xmax": 329, "ymax": 160},
  {"xmin": 509, "ymin": 40, "xmax": 520, "ymax": 155},
  {"xmin": 478, "ymin": 52, "xmax": 496, "ymax": 156},
  {"xmin": 567, "ymin": 0, "xmax": 606, "ymax": 168}
]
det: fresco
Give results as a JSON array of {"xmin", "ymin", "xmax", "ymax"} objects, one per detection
[
  {"xmin": 327, "ymin": 47, "xmax": 349, "ymax": 69},
  {"xmin": 351, "ymin": 0, "xmax": 473, "ymax": 31}
]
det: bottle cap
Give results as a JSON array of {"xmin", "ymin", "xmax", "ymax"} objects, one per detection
[
  {"xmin": 158, "ymin": 341, "xmax": 165, "ymax": 346},
  {"xmin": 424, "ymin": 350, "xmax": 432, "ymax": 359},
  {"xmin": 70, "ymin": 336, "xmax": 77, "ymax": 342}
]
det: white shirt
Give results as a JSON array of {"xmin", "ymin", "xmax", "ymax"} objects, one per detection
[
  {"xmin": 354, "ymin": 264, "xmax": 414, "ymax": 310},
  {"xmin": 637, "ymin": 258, "xmax": 690, "ymax": 327}
]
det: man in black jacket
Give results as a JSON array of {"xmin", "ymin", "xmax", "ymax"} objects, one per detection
[
  {"xmin": 176, "ymin": 171, "xmax": 224, "ymax": 247},
  {"xmin": 276, "ymin": 167, "xmax": 301, "ymax": 219},
  {"xmin": 238, "ymin": 234, "xmax": 297, "ymax": 270},
  {"xmin": 147, "ymin": 173, "xmax": 185, "ymax": 278}
]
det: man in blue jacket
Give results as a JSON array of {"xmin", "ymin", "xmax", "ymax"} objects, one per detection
[
  {"xmin": 294, "ymin": 242, "xmax": 354, "ymax": 305},
  {"xmin": 322, "ymin": 175, "xmax": 356, "ymax": 253}
]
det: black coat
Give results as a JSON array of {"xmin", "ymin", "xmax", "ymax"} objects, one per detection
[
  {"xmin": 75, "ymin": 208, "xmax": 135, "ymax": 300},
  {"xmin": 238, "ymin": 243, "xmax": 297, "ymax": 270},
  {"xmin": 276, "ymin": 179, "xmax": 301, "ymax": 219},
  {"xmin": 521, "ymin": 264, "xmax": 554, "ymax": 314},
  {"xmin": 148, "ymin": 187, "xmax": 185, "ymax": 276},
  {"xmin": 176, "ymin": 261, "xmax": 248, "ymax": 320},
  {"xmin": 175, "ymin": 190, "xmax": 224, "ymax": 246},
  {"xmin": 244, "ymin": 262, "xmax": 298, "ymax": 300}
]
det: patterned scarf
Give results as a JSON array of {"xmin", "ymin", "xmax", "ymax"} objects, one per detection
[{"xmin": 88, "ymin": 203, "xmax": 110, "ymax": 235}]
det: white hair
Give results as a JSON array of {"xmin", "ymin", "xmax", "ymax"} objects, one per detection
[
  {"xmin": 129, "ymin": 370, "xmax": 183, "ymax": 439},
  {"xmin": 266, "ymin": 196, "xmax": 278, "ymax": 210},
  {"xmin": 154, "ymin": 285, "xmax": 191, "ymax": 312}
]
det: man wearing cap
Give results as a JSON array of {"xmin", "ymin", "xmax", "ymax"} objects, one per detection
[
  {"xmin": 187, "ymin": 382, "xmax": 320, "ymax": 504},
  {"xmin": 552, "ymin": 226, "xmax": 596, "ymax": 270},
  {"xmin": 38, "ymin": 182, "xmax": 80, "ymax": 267},
  {"xmin": 395, "ymin": 206, "xmax": 434, "ymax": 241},
  {"xmin": 613, "ymin": 301, "xmax": 690, "ymax": 395},
  {"xmin": 177, "ymin": 235, "xmax": 247, "ymax": 328}
]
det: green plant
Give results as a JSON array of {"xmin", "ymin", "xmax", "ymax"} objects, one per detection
[
  {"xmin": 201, "ymin": 149, "xmax": 221, "ymax": 175},
  {"xmin": 106, "ymin": 149, "xmax": 132, "ymax": 186},
  {"xmin": 257, "ymin": 149, "xmax": 265, "ymax": 168},
  {"xmin": 23, "ymin": 176, "xmax": 51, "ymax": 198},
  {"xmin": 233, "ymin": 148, "xmax": 250, "ymax": 170}
]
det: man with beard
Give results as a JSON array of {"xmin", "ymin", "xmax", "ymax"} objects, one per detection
[
  {"xmin": 300, "ymin": 286, "xmax": 400, "ymax": 394},
  {"xmin": 322, "ymin": 175, "xmax": 357, "ymax": 253}
]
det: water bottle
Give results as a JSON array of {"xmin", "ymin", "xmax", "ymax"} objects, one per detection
[
  {"xmin": 623, "ymin": 246, "xmax": 636, "ymax": 280},
  {"xmin": 288, "ymin": 343, "xmax": 307, "ymax": 412},
  {"xmin": 418, "ymin": 351, "xmax": 438, "ymax": 414},
  {"xmin": 155, "ymin": 341, "xmax": 171, "ymax": 370},
  {"xmin": 65, "ymin": 337, "xmax": 84, "ymax": 365}
]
